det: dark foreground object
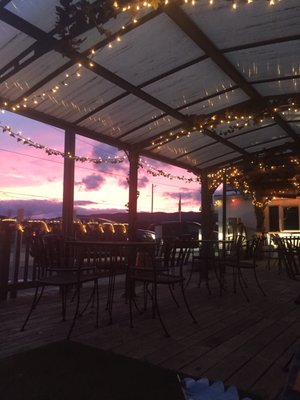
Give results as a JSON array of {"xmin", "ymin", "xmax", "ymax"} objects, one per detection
[{"xmin": 0, "ymin": 340, "xmax": 185, "ymax": 400}]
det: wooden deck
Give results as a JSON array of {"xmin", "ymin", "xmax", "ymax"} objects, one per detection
[{"xmin": 0, "ymin": 263, "xmax": 299, "ymax": 400}]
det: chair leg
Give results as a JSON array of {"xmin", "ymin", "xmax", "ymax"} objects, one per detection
[
  {"xmin": 95, "ymin": 279, "xmax": 100, "ymax": 328},
  {"xmin": 202, "ymin": 263, "xmax": 211, "ymax": 295},
  {"xmin": 60, "ymin": 285, "xmax": 68, "ymax": 321},
  {"xmin": 180, "ymin": 283, "xmax": 197, "ymax": 324},
  {"xmin": 66, "ymin": 283, "xmax": 81, "ymax": 340},
  {"xmin": 185, "ymin": 256, "xmax": 197, "ymax": 288},
  {"xmin": 106, "ymin": 272, "xmax": 116, "ymax": 324},
  {"xmin": 253, "ymin": 268, "xmax": 266, "ymax": 296},
  {"xmin": 153, "ymin": 284, "xmax": 170, "ymax": 338},
  {"xmin": 237, "ymin": 269, "xmax": 250, "ymax": 302},
  {"xmin": 129, "ymin": 288, "xmax": 134, "ymax": 328},
  {"xmin": 232, "ymin": 267, "xmax": 237, "ymax": 293},
  {"xmin": 20, "ymin": 285, "xmax": 44, "ymax": 331},
  {"xmin": 282, "ymin": 352, "xmax": 295, "ymax": 372},
  {"xmin": 168, "ymin": 284, "xmax": 180, "ymax": 308},
  {"xmin": 215, "ymin": 263, "xmax": 226, "ymax": 296},
  {"xmin": 79, "ymin": 283, "xmax": 96, "ymax": 317}
]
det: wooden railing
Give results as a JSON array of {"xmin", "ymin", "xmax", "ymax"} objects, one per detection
[{"xmin": 0, "ymin": 228, "xmax": 36, "ymax": 301}]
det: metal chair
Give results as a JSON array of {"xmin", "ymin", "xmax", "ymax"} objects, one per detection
[
  {"xmin": 219, "ymin": 236, "xmax": 266, "ymax": 302},
  {"xmin": 21, "ymin": 234, "xmax": 100, "ymax": 339},
  {"xmin": 127, "ymin": 240, "xmax": 197, "ymax": 337},
  {"xmin": 72, "ymin": 241, "xmax": 128, "ymax": 324},
  {"xmin": 276, "ymin": 235, "xmax": 300, "ymax": 305}
]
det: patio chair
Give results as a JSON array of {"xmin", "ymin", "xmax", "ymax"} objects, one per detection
[
  {"xmin": 21, "ymin": 234, "xmax": 99, "ymax": 339},
  {"xmin": 186, "ymin": 239, "xmax": 220, "ymax": 294},
  {"xmin": 218, "ymin": 235, "xmax": 266, "ymax": 302},
  {"xmin": 74, "ymin": 241, "xmax": 129, "ymax": 324},
  {"xmin": 276, "ymin": 236, "xmax": 300, "ymax": 305},
  {"xmin": 127, "ymin": 240, "xmax": 197, "ymax": 337}
]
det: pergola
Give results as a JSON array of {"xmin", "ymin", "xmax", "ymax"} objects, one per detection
[{"xmin": 0, "ymin": 0, "xmax": 300, "ymax": 239}]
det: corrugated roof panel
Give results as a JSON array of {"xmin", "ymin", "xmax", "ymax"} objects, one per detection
[
  {"xmin": 95, "ymin": 13, "xmax": 204, "ymax": 86},
  {"xmin": 143, "ymin": 59, "xmax": 235, "ymax": 109},
  {"xmin": 78, "ymin": 94, "xmax": 172, "ymax": 138},
  {"xmin": 246, "ymin": 137, "xmax": 293, "ymax": 153},
  {"xmin": 5, "ymin": 0, "xmax": 58, "ymax": 32},
  {"xmin": 122, "ymin": 117, "xmax": 180, "ymax": 145},
  {"xmin": 254, "ymin": 79, "xmax": 299, "ymax": 96},
  {"xmin": 1, "ymin": 51, "xmax": 67, "ymax": 102},
  {"xmin": 226, "ymin": 41, "xmax": 300, "ymax": 82},
  {"xmin": 217, "ymin": 121, "xmax": 276, "ymax": 140},
  {"xmin": 150, "ymin": 130, "xmax": 216, "ymax": 156},
  {"xmin": 176, "ymin": 132, "xmax": 215, "ymax": 150},
  {"xmin": 200, "ymin": 152, "xmax": 240, "ymax": 169},
  {"xmin": 29, "ymin": 68, "xmax": 125, "ymax": 123},
  {"xmin": 182, "ymin": 142, "xmax": 237, "ymax": 164},
  {"xmin": 0, "ymin": 0, "xmax": 299, "ymax": 176},
  {"xmin": 151, "ymin": 136, "xmax": 228, "ymax": 165},
  {"xmin": 180, "ymin": 89, "xmax": 249, "ymax": 116},
  {"xmin": 5, "ymin": 0, "xmax": 137, "ymax": 33},
  {"xmin": 0, "ymin": 22, "xmax": 35, "ymax": 70},
  {"xmin": 280, "ymin": 109, "xmax": 300, "ymax": 123},
  {"xmin": 289, "ymin": 122, "xmax": 300, "ymax": 134},
  {"xmin": 229, "ymin": 125, "xmax": 289, "ymax": 148},
  {"xmin": 185, "ymin": 0, "xmax": 300, "ymax": 50}
]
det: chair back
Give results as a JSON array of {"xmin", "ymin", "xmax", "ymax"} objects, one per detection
[
  {"xmin": 41, "ymin": 234, "xmax": 65, "ymax": 269},
  {"xmin": 164, "ymin": 240, "xmax": 192, "ymax": 275},
  {"xmin": 223, "ymin": 235, "xmax": 245, "ymax": 261},
  {"xmin": 245, "ymin": 236, "xmax": 262, "ymax": 260},
  {"xmin": 277, "ymin": 236, "xmax": 300, "ymax": 281}
]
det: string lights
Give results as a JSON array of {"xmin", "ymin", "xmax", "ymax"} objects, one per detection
[
  {"xmin": 0, "ymin": 124, "xmax": 126, "ymax": 165},
  {"xmin": 0, "ymin": 120, "xmax": 201, "ymax": 182},
  {"xmin": 150, "ymin": 100, "xmax": 300, "ymax": 147},
  {"xmin": 3, "ymin": 120, "xmax": 300, "ymax": 207},
  {"xmin": 140, "ymin": 158, "xmax": 200, "ymax": 183}
]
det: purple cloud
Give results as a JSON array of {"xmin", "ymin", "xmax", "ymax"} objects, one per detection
[
  {"xmin": 74, "ymin": 200, "xmax": 98, "ymax": 206},
  {"xmin": 138, "ymin": 175, "xmax": 150, "ymax": 188},
  {"xmin": 77, "ymin": 174, "xmax": 106, "ymax": 191},
  {"xmin": 163, "ymin": 190, "xmax": 200, "ymax": 203},
  {"xmin": 118, "ymin": 178, "xmax": 129, "ymax": 189}
]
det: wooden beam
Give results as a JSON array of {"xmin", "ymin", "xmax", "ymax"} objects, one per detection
[{"xmin": 62, "ymin": 131, "xmax": 75, "ymax": 239}]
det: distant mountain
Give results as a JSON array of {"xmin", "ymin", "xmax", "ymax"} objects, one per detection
[{"xmin": 79, "ymin": 211, "xmax": 203, "ymax": 230}]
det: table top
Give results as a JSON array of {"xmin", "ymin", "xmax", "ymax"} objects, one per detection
[{"xmin": 66, "ymin": 240, "xmax": 156, "ymax": 246}]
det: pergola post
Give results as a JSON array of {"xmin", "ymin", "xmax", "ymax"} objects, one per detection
[
  {"xmin": 127, "ymin": 151, "xmax": 139, "ymax": 241},
  {"xmin": 222, "ymin": 172, "xmax": 227, "ymax": 241},
  {"xmin": 62, "ymin": 130, "xmax": 75, "ymax": 239},
  {"xmin": 201, "ymin": 171, "xmax": 215, "ymax": 241}
]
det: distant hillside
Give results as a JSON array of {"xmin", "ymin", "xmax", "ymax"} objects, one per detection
[{"xmin": 79, "ymin": 211, "xmax": 203, "ymax": 230}]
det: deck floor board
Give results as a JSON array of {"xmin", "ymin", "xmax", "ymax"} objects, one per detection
[{"xmin": 0, "ymin": 265, "xmax": 299, "ymax": 399}]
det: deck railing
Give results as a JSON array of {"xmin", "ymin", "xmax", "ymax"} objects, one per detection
[{"xmin": 0, "ymin": 228, "xmax": 36, "ymax": 301}]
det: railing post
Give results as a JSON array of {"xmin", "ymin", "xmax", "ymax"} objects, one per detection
[
  {"xmin": 0, "ymin": 227, "xmax": 12, "ymax": 301},
  {"xmin": 10, "ymin": 230, "xmax": 22, "ymax": 299}
]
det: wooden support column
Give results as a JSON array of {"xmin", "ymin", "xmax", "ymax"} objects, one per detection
[
  {"xmin": 62, "ymin": 130, "xmax": 75, "ymax": 239},
  {"xmin": 127, "ymin": 151, "xmax": 139, "ymax": 242},
  {"xmin": 222, "ymin": 172, "xmax": 227, "ymax": 241},
  {"xmin": 201, "ymin": 171, "xmax": 214, "ymax": 241}
]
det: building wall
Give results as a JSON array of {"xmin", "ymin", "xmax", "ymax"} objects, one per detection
[{"xmin": 213, "ymin": 194, "xmax": 300, "ymax": 239}]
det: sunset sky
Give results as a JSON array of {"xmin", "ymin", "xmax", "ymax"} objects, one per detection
[{"xmin": 0, "ymin": 110, "xmax": 204, "ymax": 219}]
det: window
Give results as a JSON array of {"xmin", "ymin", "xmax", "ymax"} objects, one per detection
[
  {"xmin": 269, "ymin": 206, "xmax": 279, "ymax": 231},
  {"xmin": 283, "ymin": 207, "xmax": 299, "ymax": 230}
]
